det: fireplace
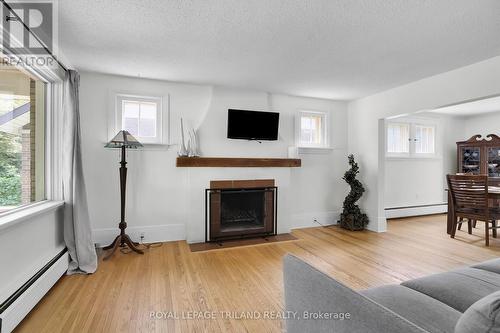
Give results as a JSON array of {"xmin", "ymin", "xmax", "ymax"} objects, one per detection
[{"xmin": 205, "ymin": 179, "xmax": 277, "ymax": 242}]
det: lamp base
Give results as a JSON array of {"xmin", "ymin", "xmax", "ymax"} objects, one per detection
[{"xmin": 103, "ymin": 233, "xmax": 144, "ymax": 260}]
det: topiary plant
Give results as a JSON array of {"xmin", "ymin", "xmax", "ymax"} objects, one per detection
[{"xmin": 339, "ymin": 154, "xmax": 369, "ymax": 231}]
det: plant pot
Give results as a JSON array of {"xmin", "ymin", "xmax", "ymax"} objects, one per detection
[{"xmin": 340, "ymin": 214, "xmax": 365, "ymax": 231}]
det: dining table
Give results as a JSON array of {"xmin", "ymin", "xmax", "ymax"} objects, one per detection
[{"xmin": 446, "ymin": 186, "xmax": 500, "ymax": 234}]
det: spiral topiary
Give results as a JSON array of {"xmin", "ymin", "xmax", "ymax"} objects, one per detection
[{"xmin": 339, "ymin": 154, "xmax": 369, "ymax": 231}]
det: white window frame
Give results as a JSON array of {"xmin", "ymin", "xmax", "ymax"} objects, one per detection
[
  {"xmin": 0, "ymin": 55, "xmax": 65, "ymax": 223},
  {"xmin": 295, "ymin": 110, "xmax": 330, "ymax": 149},
  {"xmin": 385, "ymin": 118, "xmax": 438, "ymax": 159},
  {"xmin": 112, "ymin": 93, "xmax": 169, "ymax": 146}
]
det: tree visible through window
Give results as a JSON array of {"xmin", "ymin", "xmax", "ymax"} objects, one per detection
[
  {"xmin": 0, "ymin": 64, "xmax": 45, "ymax": 213},
  {"xmin": 0, "ymin": 130, "xmax": 22, "ymax": 205}
]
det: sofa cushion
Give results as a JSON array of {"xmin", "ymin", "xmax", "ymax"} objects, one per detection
[
  {"xmin": 455, "ymin": 290, "xmax": 500, "ymax": 333},
  {"xmin": 401, "ymin": 268, "xmax": 500, "ymax": 312},
  {"xmin": 361, "ymin": 285, "xmax": 461, "ymax": 333},
  {"xmin": 472, "ymin": 258, "xmax": 500, "ymax": 275}
]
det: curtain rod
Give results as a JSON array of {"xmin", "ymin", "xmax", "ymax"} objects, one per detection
[{"xmin": 1, "ymin": 0, "xmax": 69, "ymax": 73}]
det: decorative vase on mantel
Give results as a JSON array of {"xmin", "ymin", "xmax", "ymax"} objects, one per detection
[
  {"xmin": 187, "ymin": 128, "xmax": 200, "ymax": 157},
  {"xmin": 339, "ymin": 154, "xmax": 369, "ymax": 231},
  {"xmin": 178, "ymin": 118, "xmax": 188, "ymax": 157}
]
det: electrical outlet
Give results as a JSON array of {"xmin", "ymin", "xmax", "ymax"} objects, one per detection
[{"xmin": 140, "ymin": 232, "xmax": 145, "ymax": 242}]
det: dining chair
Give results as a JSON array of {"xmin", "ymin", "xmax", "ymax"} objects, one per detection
[
  {"xmin": 447, "ymin": 174, "xmax": 500, "ymax": 246},
  {"xmin": 454, "ymin": 173, "xmax": 473, "ymax": 231}
]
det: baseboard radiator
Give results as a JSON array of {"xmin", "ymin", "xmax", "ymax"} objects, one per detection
[
  {"xmin": 385, "ymin": 203, "xmax": 447, "ymax": 219},
  {"xmin": 0, "ymin": 249, "xmax": 68, "ymax": 333}
]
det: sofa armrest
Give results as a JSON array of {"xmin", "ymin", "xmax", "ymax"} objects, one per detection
[{"xmin": 283, "ymin": 254, "xmax": 427, "ymax": 333}]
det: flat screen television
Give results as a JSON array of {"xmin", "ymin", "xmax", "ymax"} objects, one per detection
[{"xmin": 227, "ymin": 109, "xmax": 279, "ymax": 141}]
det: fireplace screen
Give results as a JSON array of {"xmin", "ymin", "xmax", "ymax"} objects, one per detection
[
  {"xmin": 206, "ymin": 186, "xmax": 277, "ymax": 242},
  {"xmin": 221, "ymin": 190, "xmax": 265, "ymax": 232}
]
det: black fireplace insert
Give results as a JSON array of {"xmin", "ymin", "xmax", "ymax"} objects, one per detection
[{"xmin": 205, "ymin": 186, "xmax": 277, "ymax": 242}]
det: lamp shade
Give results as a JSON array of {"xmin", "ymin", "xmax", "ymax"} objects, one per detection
[{"xmin": 105, "ymin": 130, "xmax": 143, "ymax": 149}]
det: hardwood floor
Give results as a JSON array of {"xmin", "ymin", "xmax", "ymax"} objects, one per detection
[{"xmin": 15, "ymin": 214, "xmax": 500, "ymax": 333}]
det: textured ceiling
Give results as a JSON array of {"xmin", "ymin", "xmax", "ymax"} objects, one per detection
[{"xmin": 58, "ymin": 0, "xmax": 500, "ymax": 100}]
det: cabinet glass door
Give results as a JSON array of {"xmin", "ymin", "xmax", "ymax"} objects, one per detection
[
  {"xmin": 488, "ymin": 147, "xmax": 500, "ymax": 177},
  {"xmin": 461, "ymin": 147, "xmax": 481, "ymax": 174}
]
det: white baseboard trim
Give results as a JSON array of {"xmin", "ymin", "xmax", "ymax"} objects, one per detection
[
  {"xmin": 0, "ymin": 246, "xmax": 66, "ymax": 306},
  {"xmin": 290, "ymin": 210, "xmax": 340, "ymax": 230},
  {"xmin": 0, "ymin": 251, "xmax": 68, "ymax": 333},
  {"xmin": 93, "ymin": 224, "xmax": 186, "ymax": 247},
  {"xmin": 385, "ymin": 204, "xmax": 447, "ymax": 219}
]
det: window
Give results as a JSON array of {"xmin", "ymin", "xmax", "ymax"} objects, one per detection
[
  {"xmin": 387, "ymin": 123, "xmax": 410, "ymax": 154},
  {"xmin": 296, "ymin": 111, "xmax": 329, "ymax": 148},
  {"xmin": 415, "ymin": 125, "xmax": 435, "ymax": 154},
  {"xmin": 0, "ymin": 63, "xmax": 46, "ymax": 214},
  {"xmin": 115, "ymin": 94, "xmax": 163, "ymax": 144},
  {"xmin": 386, "ymin": 120, "xmax": 436, "ymax": 158}
]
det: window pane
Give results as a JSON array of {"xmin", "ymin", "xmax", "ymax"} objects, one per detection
[
  {"xmin": 387, "ymin": 123, "xmax": 409, "ymax": 153},
  {"xmin": 415, "ymin": 125, "xmax": 435, "ymax": 154},
  {"xmin": 118, "ymin": 95, "xmax": 162, "ymax": 143},
  {"xmin": 301, "ymin": 117, "xmax": 311, "ymax": 130},
  {"xmin": 138, "ymin": 102, "xmax": 157, "ymax": 137},
  {"xmin": 300, "ymin": 114, "xmax": 324, "ymax": 146},
  {"xmin": 122, "ymin": 101, "xmax": 139, "ymax": 136},
  {"xmin": 301, "ymin": 129, "xmax": 311, "ymax": 143},
  {"xmin": 0, "ymin": 64, "xmax": 45, "ymax": 213}
]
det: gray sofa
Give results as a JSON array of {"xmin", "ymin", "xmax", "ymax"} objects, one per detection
[{"xmin": 283, "ymin": 254, "xmax": 500, "ymax": 333}]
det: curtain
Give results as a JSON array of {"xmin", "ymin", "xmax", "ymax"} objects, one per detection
[{"xmin": 62, "ymin": 70, "xmax": 97, "ymax": 274}]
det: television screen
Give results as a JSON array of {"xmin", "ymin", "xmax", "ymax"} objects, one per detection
[{"xmin": 227, "ymin": 109, "xmax": 279, "ymax": 141}]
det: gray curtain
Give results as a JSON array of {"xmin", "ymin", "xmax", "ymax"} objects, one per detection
[{"xmin": 62, "ymin": 70, "xmax": 97, "ymax": 274}]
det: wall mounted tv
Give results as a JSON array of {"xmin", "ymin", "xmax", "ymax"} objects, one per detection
[{"xmin": 227, "ymin": 109, "xmax": 280, "ymax": 141}]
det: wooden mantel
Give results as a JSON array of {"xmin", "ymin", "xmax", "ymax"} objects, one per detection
[{"xmin": 176, "ymin": 157, "xmax": 301, "ymax": 168}]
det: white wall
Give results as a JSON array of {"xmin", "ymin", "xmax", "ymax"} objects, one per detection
[
  {"xmin": 348, "ymin": 56, "xmax": 500, "ymax": 232},
  {"xmin": 385, "ymin": 159, "xmax": 445, "ymax": 208},
  {"xmin": 384, "ymin": 114, "xmax": 464, "ymax": 208},
  {"xmin": 0, "ymin": 206, "xmax": 64, "ymax": 304},
  {"xmin": 464, "ymin": 111, "xmax": 500, "ymax": 138},
  {"xmin": 79, "ymin": 72, "xmax": 348, "ymax": 244}
]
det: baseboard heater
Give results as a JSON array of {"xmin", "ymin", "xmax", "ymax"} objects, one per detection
[
  {"xmin": 385, "ymin": 203, "xmax": 447, "ymax": 219},
  {"xmin": 0, "ymin": 249, "xmax": 68, "ymax": 333}
]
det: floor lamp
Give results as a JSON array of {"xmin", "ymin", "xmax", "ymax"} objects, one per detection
[{"xmin": 103, "ymin": 130, "xmax": 144, "ymax": 260}]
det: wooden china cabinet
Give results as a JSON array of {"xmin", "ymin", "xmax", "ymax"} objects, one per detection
[{"xmin": 457, "ymin": 134, "xmax": 500, "ymax": 184}]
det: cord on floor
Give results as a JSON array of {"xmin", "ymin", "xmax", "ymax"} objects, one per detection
[
  {"xmin": 313, "ymin": 218, "xmax": 334, "ymax": 227},
  {"xmin": 118, "ymin": 240, "xmax": 163, "ymax": 254}
]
